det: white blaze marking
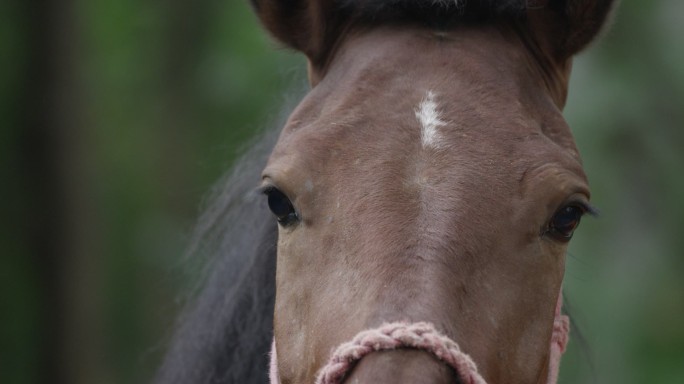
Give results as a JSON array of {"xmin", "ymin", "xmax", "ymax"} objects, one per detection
[{"xmin": 416, "ymin": 91, "xmax": 447, "ymax": 148}]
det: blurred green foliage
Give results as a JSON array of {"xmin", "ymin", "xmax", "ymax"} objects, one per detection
[
  {"xmin": 1, "ymin": 1, "xmax": 682, "ymax": 383},
  {"xmin": 562, "ymin": 1, "xmax": 684, "ymax": 382}
]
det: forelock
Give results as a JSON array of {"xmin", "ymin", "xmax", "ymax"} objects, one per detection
[{"xmin": 338, "ymin": 0, "xmax": 529, "ymax": 26}]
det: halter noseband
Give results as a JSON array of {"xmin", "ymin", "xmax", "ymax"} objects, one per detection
[
  {"xmin": 314, "ymin": 321, "xmax": 487, "ymax": 384},
  {"xmin": 269, "ymin": 292, "xmax": 569, "ymax": 384}
]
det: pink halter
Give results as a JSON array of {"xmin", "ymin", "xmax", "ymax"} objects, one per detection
[{"xmin": 269, "ymin": 292, "xmax": 569, "ymax": 384}]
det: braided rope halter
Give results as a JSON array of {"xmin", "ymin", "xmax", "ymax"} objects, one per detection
[
  {"xmin": 269, "ymin": 292, "xmax": 569, "ymax": 384},
  {"xmin": 314, "ymin": 321, "xmax": 487, "ymax": 384}
]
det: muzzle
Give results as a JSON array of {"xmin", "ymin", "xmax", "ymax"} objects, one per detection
[{"xmin": 269, "ymin": 292, "xmax": 569, "ymax": 384}]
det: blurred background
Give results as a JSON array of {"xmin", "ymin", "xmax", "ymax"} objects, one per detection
[{"xmin": 1, "ymin": 1, "xmax": 682, "ymax": 383}]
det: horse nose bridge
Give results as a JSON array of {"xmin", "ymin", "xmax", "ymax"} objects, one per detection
[{"xmin": 364, "ymin": 245, "xmax": 466, "ymax": 329}]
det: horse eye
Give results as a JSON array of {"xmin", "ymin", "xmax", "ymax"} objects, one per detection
[
  {"xmin": 264, "ymin": 187, "xmax": 298, "ymax": 226},
  {"xmin": 546, "ymin": 204, "xmax": 586, "ymax": 242}
]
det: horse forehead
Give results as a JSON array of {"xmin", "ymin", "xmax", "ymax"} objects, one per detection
[
  {"xmin": 269, "ymin": 27, "xmax": 579, "ymax": 182},
  {"xmin": 274, "ymin": 92, "xmax": 568, "ymax": 173}
]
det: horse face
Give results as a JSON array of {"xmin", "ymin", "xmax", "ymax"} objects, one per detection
[{"xmin": 255, "ymin": 2, "xmax": 614, "ymax": 383}]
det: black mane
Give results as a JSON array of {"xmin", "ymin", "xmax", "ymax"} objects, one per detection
[{"xmin": 154, "ymin": 128, "xmax": 280, "ymax": 384}]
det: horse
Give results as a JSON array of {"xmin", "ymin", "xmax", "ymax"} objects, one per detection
[{"xmin": 155, "ymin": 1, "xmax": 616, "ymax": 383}]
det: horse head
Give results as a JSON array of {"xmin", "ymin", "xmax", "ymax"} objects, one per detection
[{"xmin": 252, "ymin": 1, "xmax": 615, "ymax": 383}]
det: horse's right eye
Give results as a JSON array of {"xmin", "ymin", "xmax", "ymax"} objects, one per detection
[{"xmin": 264, "ymin": 187, "xmax": 298, "ymax": 226}]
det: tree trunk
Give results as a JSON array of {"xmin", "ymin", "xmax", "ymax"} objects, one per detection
[{"xmin": 19, "ymin": 0, "xmax": 107, "ymax": 382}]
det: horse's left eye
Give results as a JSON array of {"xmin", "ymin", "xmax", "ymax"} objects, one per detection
[
  {"xmin": 264, "ymin": 187, "xmax": 299, "ymax": 226},
  {"xmin": 546, "ymin": 204, "xmax": 586, "ymax": 242}
]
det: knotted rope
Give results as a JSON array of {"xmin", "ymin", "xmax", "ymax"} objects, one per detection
[
  {"xmin": 315, "ymin": 321, "xmax": 487, "ymax": 384},
  {"xmin": 547, "ymin": 293, "xmax": 570, "ymax": 384}
]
